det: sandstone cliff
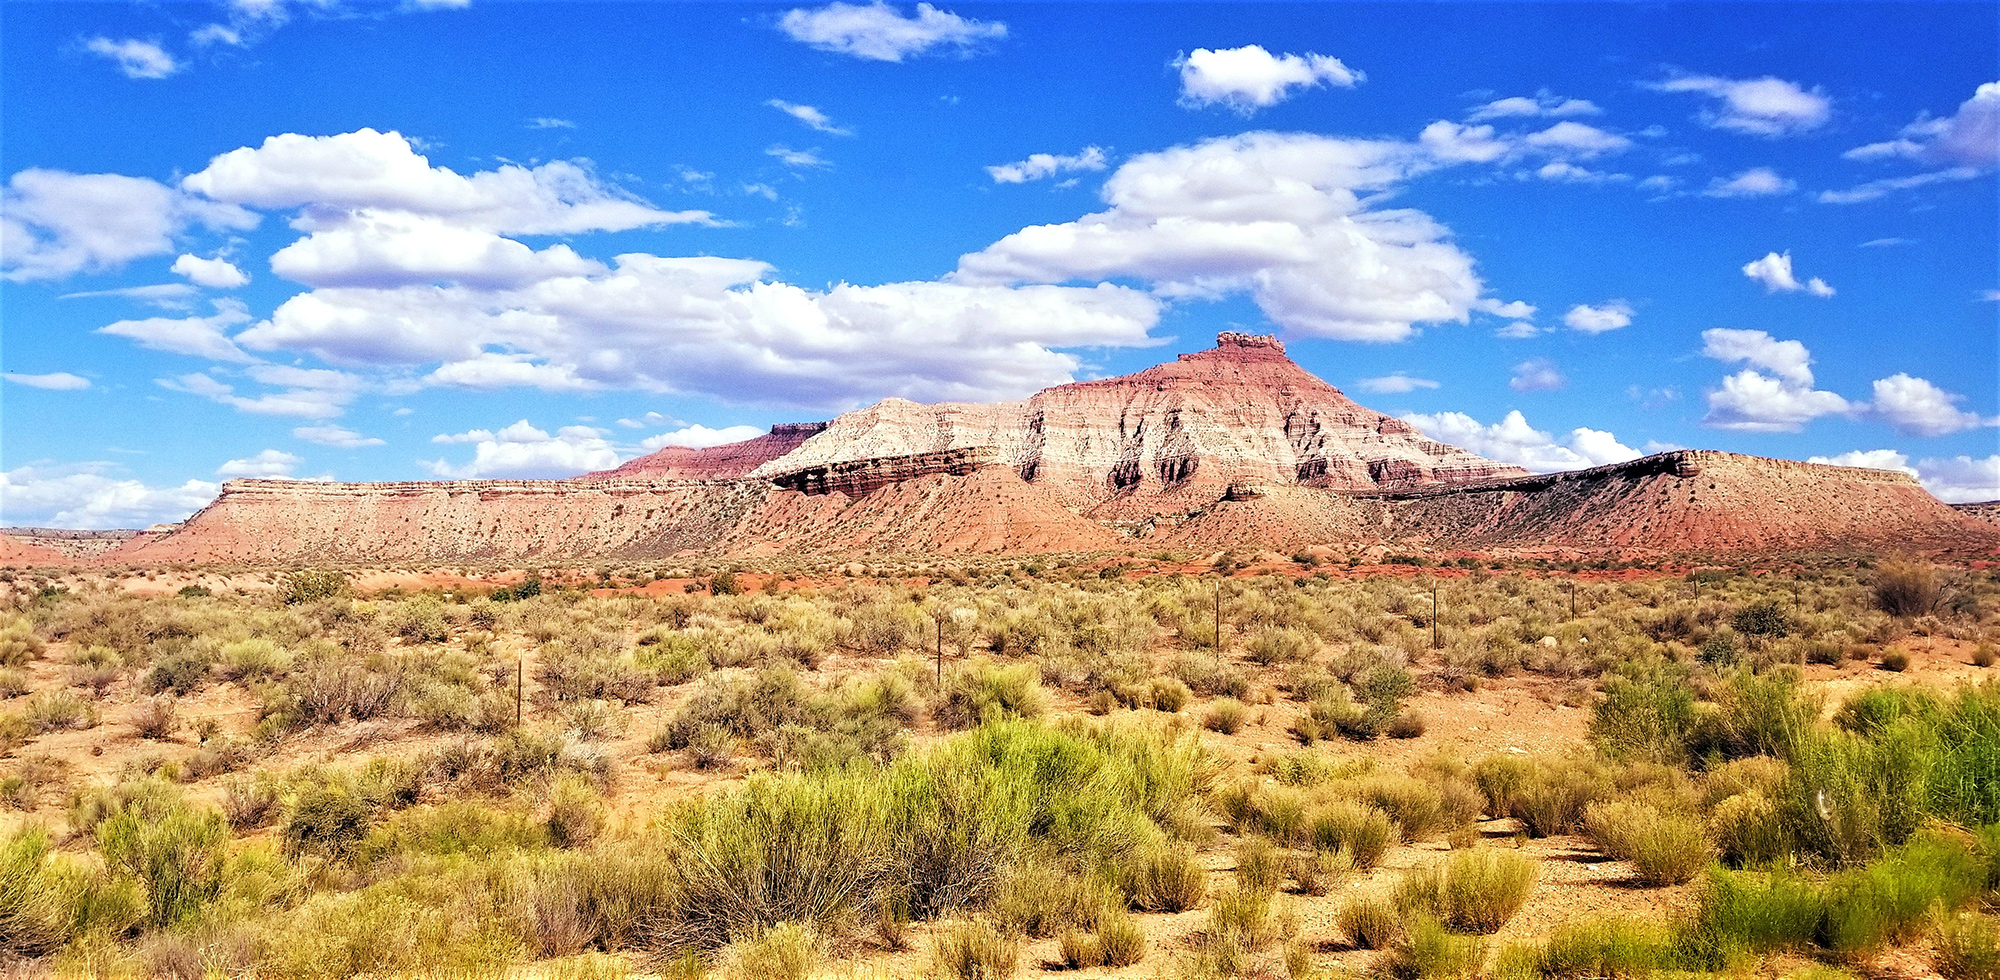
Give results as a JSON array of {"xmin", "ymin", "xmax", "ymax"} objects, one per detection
[
  {"xmin": 84, "ymin": 334, "xmax": 1998, "ymax": 565},
  {"xmin": 746, "ymin": 332, "xmax": 1525, "ymax": 516}
]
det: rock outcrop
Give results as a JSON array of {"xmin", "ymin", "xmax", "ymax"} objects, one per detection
[
  {"xmin": 743, "ymin": 332, "xmax": 1525, "ymax": 518},
  {"xmin": 82, "ymin": 334, "xmax": 2000, "ymax": 565}
]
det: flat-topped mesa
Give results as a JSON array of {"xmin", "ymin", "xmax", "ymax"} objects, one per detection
[{"xmin": 744, "ymin": 331, "xmax": 1526, "ymax": 517}]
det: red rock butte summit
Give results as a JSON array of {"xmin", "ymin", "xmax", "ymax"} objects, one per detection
[{"xmin": 12, "ymin": 333, "xmax": 1996, "ymax": 565}]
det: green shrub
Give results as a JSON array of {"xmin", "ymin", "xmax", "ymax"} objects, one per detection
[
  {"xmin": 1710, "ymin": 791, "xmax": 1789, "ymax": 867},
  {"xmin": 723, "ymin": 921, "xmax": 820, "ymax": 980},
  {"xmin": 1097, "ymin": 909, "xmax": 1145, "ymax": 966},
  {"xmin": 96, "ymin": 801, "xmax": 228, "ymax": 928},
  {"xmin": 1631, "ymin": 813, "xmax": 1712, "ymax": 886},
  {"xmin": 1120, "ymin": 841, "xmax": 1207, "ymax": 912},
  {"xmin": 929, "ymin": 917, "xmax": 1018, "ymax": 980},
  {"xmin": 2, "ymin": 830, "xmax": 94, "ymax": 955},
  {"xmin": 1204, "ymin": 697, "xmax": 1249, "ymax": 735},
  {"xmin": 1535, "ymin": 917, "xmax": 1675, "ymax": 979},
  {"xmin": 1235, "ymin": 836, "xmax": 1283, "ymax": 896},
  {"xmin": 1821, "ymin": 832, "xmax": 1984, "ymax": 959},
  {"xmin": 1306, "ymin": 799, "xmax": 1398, "ymax": 869},
  {"xmin": 1591, "ymin": 660, "xmax": 1697, "ymax": 764},
  {"xmin": 546, "ymin": 776, "xmax": 608, "ymax": 849},
  {"xmin": 282, "ymin": 787, "xmax": 374, "ymax": 860},
  {"xmin": 1514, "ymin": 760, "xmax": 1610, "ymax": 838},
  {"xmin": 1249, "ymin": 627, "xmax": 1316, "ymax": 665},
  {"xmin": 1339, "ymin": 895, "xmax": 1402, "ymax": 949},
  {"xmin": 936, "ymin": 659, "xmax": 1049, "ymax": 729},
  {"xmin": 23, "ymin": 689, "xmax": 96, "ymax": 733},
  {"xmin": 1935, "ymin": 914, "xmax": 2000, "ymax": 980},
  {"xmin": 1150, "ymin": 678, "xmax": 1190, "ymax": 713},
  {"xmin": 282, "ymin": 569, "xmax": 349, "ymax": 605},
  {"xmin": 1382, "ymin": 915, "xmax": 1487, "ymax": 980},
  {"xmin": 1396, "ymin": 847, "xmax": 1538, "ymax": 934},
  {"xmin": 1691, "ymin": 866, "xmax": 1825, "ymax": 954},
  {"xmin": 1872, "ymin": 562, "xmax": 1940, "ymax": 618},
  {"xmin": 1732, "ymin": 601, "xmax": 1794, "ymax": 639}
]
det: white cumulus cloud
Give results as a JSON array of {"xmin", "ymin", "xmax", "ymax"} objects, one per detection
[
  {"xmin": 955, "ymin": 131, "xmax": 1503, "ymax": 342},
  {"xmin": 1467, "ymin": 91, "xmax": 1601, "ymax": 122},
  {"xmin": 1868, "ymin": 373, "xmax": 1993, "ymax": 437},
  {"xmin": 215, "ymin": 449, "xmax": 300, "ymax": 478},
  {"xmin": 639, "ymin": 424, "xmax": 768, "ymax": 451},
  {"xmin": 84, "ymin": 37, "xmax": 180, "ymax": 79},
  {"xmin": 0, "ymin": 463, "xmax": 218, "ymax": 530},
  {"xmin": 1824, "ymin": 83, "xmax": 1997, "ymax": 205},
  {"xmin": 1646, "ymin": 73, "xmax": 1832, "ymax": 137},
  {"xmin": 1700, "ymin": 328, "xmax": 1850, "ymax": 431},
  {"xmin": 987, "ymin": 147, "xmax": 1108, "ymax": 184},
  {"xmin": 777, "ymin": 2, "xmax": 1005, "ymax": 62},
  {"xmin": 1740, "ymin": 251, "xmax": 1833, "ymax": 296},
  {"xmin": 1403, "ymin": 409, "xmax": 1641, "ymax": 473},
  {"xmin": 171, "ymin": 253, "xmax": 249, "ymax": 288},
  {"xmin": 1704, "ymin": 167, "xmax": 1795, "ymax": 197},
  {"xmin": 97, "ymin": 298, "xmax": 258, "ymax": 362},
  {"xmin": 1, "ymin": 169, "xmax": 256, "ymax": 282},
  {"xmin": 1174, "ymin": 45, "xmax": 1364, "ymax": 113},
  {"xmin": 1509, "ymin": 358, "xmax": 1566, "ymax": 392},
  {"xmin": 1354, "ymin": 373, "xmax": 1439, "ymax": 394},
  {"xmin": 425, "ymin": 420, "xmax": 623, "ymax": 479},
  {"xmin": 1563, "ymin": 300, "xmax": 1633, "ymax": 333}
]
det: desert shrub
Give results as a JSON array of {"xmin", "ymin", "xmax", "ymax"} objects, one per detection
[
  {"xmin": 96, "ymin": 800, "xmax": 228, "ymax": 928},
  {"xmin": 1873, "ymin": 562, "xmax": 1941, "ymax": 618},
  {"xmin": 1820, "ymin": 832, "xmax": 1985, "ymax": 959},
  {"xmin": 1150, "ymin": 677, "xmax": 1190, "ymax": 713},
  {"xmin": 393, "ymin": 597, "xmax": 450, "ymax": 643},
  {"xmin": 0, "ymin": 619, "xmax": 46, "ymax": 668},
  {"xmin": 989, "ymin": 859, "xmax": 1114, "ymax": 938},
  {"xmin": 1172, "ymin": 651, "xmax": 1250, "ymax": 699},
  {"xmin": 1307, "ymin": 798, "xmax": 1398, "ymax": 868},
  {"xmin": 1353, "ymin": 773, "xmax": 1456, "ymax": 843},
  {"xmin": 0, "ymin": 669, "xmax": 28, "ymax": 699},
  {"xmin": 1339, "ymin": 895, "xmax": 1402, "ymax": 949},
  {"xmin": 282, "ymin": 569, "xmax": 349, "ymax": 605},
  {"xmin": 1234, "ymin": 836, "xmax": 1283, "ymax": 896},
  {"xmin": 281, "ymin": 787, "xmax": 375, "ymax": 860},
  {"xmin": 1510, "ymin": 758, "xmax": 1612, "ymax": 838},
  {"xmin": 132, "ymin": 697, "xmax": 177, "ymax": 740},
  {"xmin": 1591, "ymin": 659, "xmax": 1697, "ymax": 764},
  {"xmin": 1396, "ymin": 847, "xmax": 1538, "ymax": 934},
  {"xmin": 1632, "ymin": 813, "xmax": 1712, "ymax": 886},
  {"xmin": 1533, "ymin": 917, "xmax": 1676, "ymax": 979},
  {"xmin": 1120, "ymin": 841, "xmax": 1206, "ymax": 912},
  {"xmin": 1381, "ymin": 915, "xmax": 1487, "ymax": 980},
  {"xmin": 1205, "ymin": 885, "xmax": 1294, "ymax": 964},
  {"xmin": 1057, "ymin": 927, "xmax": 1103, "ymax": 969},
  {"xmin": 23, "ymin": 689, "xmax": 96, "ymax": 733},
  {"xmin": 1710, "ymin": 790, "xmax": 1789, "ymax": 867},
  {"xmin": 2, "ymin": 829, "xmax": 106, "ymax": 955},
  {"xmin": 1732, "ymin": 600, "xmax": 1794, "ymax": 639},
  {"xmin": 1689, "ymin": 669, "xmax": 1818, "ymax": 763},
  {"xmin": 1389, "ymin": 711, "xmax": 1428, "ymax": 738},
  {"xmin": 1289, "ymin": 846, "xmax": 1353, "ymax": 897},
  {"xmin": 1098, "ymin": 910, "xmax": 1145, "ymax": 966},
  {"xmin": 929, "ymin": 917, "xmax": 1018, "ymax": 980},
  {"xmin": 259, "ymin": 874, "xmax": 524, "ymax": 979},
  {"xmin": 1204, "ymin": 697, "xmax": 1249, "ymax": 734},
  {"xmin": 1880, "ymin": 648, "xmax": 1911, "ymax": 672},
  {"xmin": 723, "ymin": 920, "xmax": 820, "ymax": 980},
  {"xmin": 1248, "ymin": 627, "xmax": 1316, "ymax": 665},
  {"xmin": 217, "ymin": 638, "xmax": 291, "ymax": 682},
  {"xmin": 1935, "ymin": 914, "xmax": 2000, "ymax": 980},
  {"xmin": 1689, "ymin": 866, "xmax": 1825, "ymax": 955},
  {"xmin": 936, "ymin": 659, "xmax": 1049, "ymax": 729},
  {"xmin": 546, "ymin": 776, "xmax": 608, "ymax": 849}
]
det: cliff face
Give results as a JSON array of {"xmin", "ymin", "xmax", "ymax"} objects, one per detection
[
  {"xmin": 748, "ymin": 332, "xmax": 1525, "ymax": 516},
  {"xmin": 1152, "ymin": 451, "xmax": 1999, "ymax": 556},
  {"xmin": 82, "ymin": 334, "xmax": 1997, "ymax": 566}
]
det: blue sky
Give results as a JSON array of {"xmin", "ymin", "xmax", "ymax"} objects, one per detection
[{"xmin": 2, "ymin": 1, "xmax": 1996, "ymax": 528}]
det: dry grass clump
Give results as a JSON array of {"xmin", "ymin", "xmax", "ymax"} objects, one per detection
[
  {"xmin": 1583, "ymin": 801, "xmax": 1713, "ymax": 885},
  {"xmin": 1395, "ymin": 847, "xmax": 1538, "ymax": 934},
  {"xmin": 929, "ymin": 917, "xmax": 1018, "ymax": 980}
]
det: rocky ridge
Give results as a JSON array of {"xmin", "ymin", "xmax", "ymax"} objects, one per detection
[{"xmin": 25, "ymin": 334, "xmax": 1994, "ymax": 566}]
